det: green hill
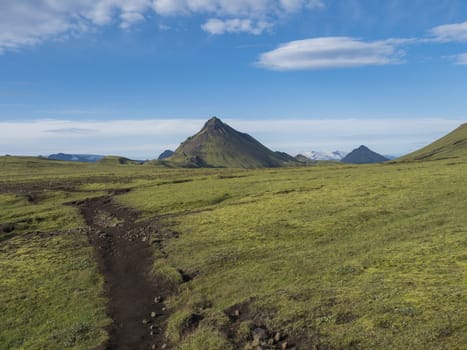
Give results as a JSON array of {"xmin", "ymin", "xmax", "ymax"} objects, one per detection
[
  {"xmin": 98, "ymin": 156, "xmax": 142, "ymax": 165},
  {"xmin": 398, "ymin": 123, "xmax": 467, "ymax": 161},
  {"xmin": 342, "ymin": 145, "xmax": 388, "ymax": 164},
  {"xmin": 167, "ymin": 117, "xmax": 299, "ymax": 168}
]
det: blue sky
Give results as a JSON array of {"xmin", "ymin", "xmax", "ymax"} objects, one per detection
[{"xmin": 0, "ymin": 0, "xmax": 466, "ymax": 158}]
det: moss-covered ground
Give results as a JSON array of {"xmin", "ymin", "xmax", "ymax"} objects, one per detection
[
  {"xmin": 1, "ymin": 156, "xmax": 466, "ymax": 349},
  {"xmin": 119, "ymin": 160, "xmax": 467, "ymax": 349}
]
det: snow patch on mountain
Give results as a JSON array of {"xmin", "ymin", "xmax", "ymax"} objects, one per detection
[{"xmin": 300, "ymin": 150, "xmax": 347, "ymax": 161}]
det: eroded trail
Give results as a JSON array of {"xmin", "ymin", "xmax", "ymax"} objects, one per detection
[{"xmin": 75, "ymin": 195, "xmax": 170, "ymax": 350}]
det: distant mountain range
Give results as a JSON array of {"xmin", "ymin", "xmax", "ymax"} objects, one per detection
[
  {"xmin": 300, "ymin": 150, "xmax": 347, "ymax": 161},
  {"xmin": 383, "ymin": 155, "xmax": 397, "ymax": 160},
  {"xmin": 166, "ymin": 117, "xmax": 299, "ymax": 168},
  {"xmin": 47, "ymin": 153, "xmax": 144, "ymax": 164},
  {"xmin": 45, "ymin": 121, "xmax": 466, "ymax": 167},
  {"xmin": 48, "ymin": 153, "xmax": 104, "ymax": 162},
  {"xmin": 342, "ymin": 145, "xmax": 389, "ymax": 164}
]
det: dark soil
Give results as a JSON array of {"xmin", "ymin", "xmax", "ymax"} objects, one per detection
[{"xmin": 75, "ymin": 195, "xmax": 172, "ymax": 350}]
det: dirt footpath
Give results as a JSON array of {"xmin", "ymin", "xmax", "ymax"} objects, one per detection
[{"xmin": 75, "ymin": 195, "xmax": 170, "ymax": 350}]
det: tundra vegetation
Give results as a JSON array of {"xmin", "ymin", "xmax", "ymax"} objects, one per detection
[{"xmin": 0, "ymin": 154, "xmax": 466, "ymax": 349}]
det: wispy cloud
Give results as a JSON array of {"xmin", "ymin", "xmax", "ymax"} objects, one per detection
[
  {"xmin": 255, "ymin": 19, "xmax": 467, "ymax": 71},
  {"xmin": 430, "ymin": 21, "xmax": 467, "ymax": 42},
  {"xmin": 39, "ymin": 108, "xmax": 101, "ymax": 116},
  {"xmin": 45, "ymin": 127, "xmax": 97, "ymax": 134},
  {"xmin": 0, "ymin": 0, "xmax": 326, "ymax": 53},
  {"xmin": 453, "ymin": 53, "xmax": 467, "ymax": 65},
  {"xmin": 202, "ymin": 18, "xmax": 272, "ymax": 35},
  {"xmin": 153, "ymin": 0, "xmax": 324, "ymax": 16},
  {"xmin": 0, "ymin": 118, "xmax": 462, "ymax": 159},
  {"xmin": 257, "ymin": 37, "xmax": 413, "ymax": 70}
]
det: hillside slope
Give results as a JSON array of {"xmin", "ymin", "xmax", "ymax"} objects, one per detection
[
  {"xmin": 98, "ymin": 156, "xmax": 142, "ymax": 165},
  {"xmin": 168, "ymin": 117, "xmax": 298, "ymax": 168},
  {"xmin": 398, "ymin": 123, "xmax": 467, "ymax": 161}
]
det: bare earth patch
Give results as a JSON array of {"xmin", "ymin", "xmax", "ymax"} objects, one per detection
[{"xmin": 75, "ymin": 195, "xmax": 173, "ymax": 350}]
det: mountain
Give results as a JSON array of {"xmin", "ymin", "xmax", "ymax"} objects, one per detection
[
  {"xmin": 48, "ymin": 153, "xmax": 103, "ymax": 162},
  {"xmin": 167, "ymin": 117, "xmax": 299, "ymax": 168},
  {"xmin": 158, "ymin": 150, "xmax": 174, "ymax": 160},
  {"xmin": 295, "ymin": 154, "xmax": 313, "ymax": 163},
  {"xmin": 342, "ymin": 145, "xmax": 389, "ymax": 164},
  {"xmin": 301, "ymin": 150, "xmax": 347, "ymax": 161},
  {"xmin": 383, "ymin": 155, "xmax": 397, "ymax": 160},
  {"xmin": 398, "ymin": 123, "xmax": 467, "ymax": 161},
  {"xmin": 98, "ymin": 156, "xmax": 143, "ymax": 165}
]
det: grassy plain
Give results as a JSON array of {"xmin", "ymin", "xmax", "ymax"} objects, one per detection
[
  {"xmin": 119, "ymin": 159, "xmax": 467, "ymax": 349},
  {"xmin": 0, "ymin": 155, "xmax": 466, "ymax": 349}
]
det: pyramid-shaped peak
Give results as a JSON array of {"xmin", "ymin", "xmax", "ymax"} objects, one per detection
[
  {"xmin": 203, "ymin": 116, "xmax": 225, "ymax": 130},
  {"xmin": 342, "ymin": 145, "xmax": 388, "ymax": 164},
  {"xmin": 168, "ymin": 116, "xmax": 298, "ymax": 168}
]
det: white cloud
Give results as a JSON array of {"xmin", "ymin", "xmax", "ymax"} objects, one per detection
[
  {"xmin": 0, "ymin": 0, "xmax": 326, "ymax": 53},
  {"xmin": 152, "ymin": 0, "xmax": 320, "ymax": 17},
  {"xmin": 430, "ymin": 21, "xmax": 467, "ymax": 42},
  {"xmin": 0, "ymin": 118, "xmax": 203, "ymax": 158},
  {"xmin": 202, "ymin": 18, "xmax": 272, "ymax": 35},
  {"xmin": 453, "ymin": 53, "xmax": 467, "ymax": 65},
  {"xmin": 0, "ymin": 118, "xmax": 462, "ymax": 159},
  {"xmin": 45, "ymin": 127, "xmax": 97, "ymax": 134},
  {"xmin": 306, "ymin": 0, "xmax": 325, "ymax": 9},
  {"xmin": 119, "ymin": 12, "xmax": 146, "ymax": 29},
  {"xmin": 0, "ymin": 1, "xmax": 154, "ymax": 53},
  {"xmin": 257, "ymin": 37, "xmax": 413, "ymax": 70},
  {"xmin": 159, "ymin": 23, "xmax": 172, "ymax": 31},
  {"xmin": 280, "ymin": 0, "xmax": 324, "ymax": 12}
]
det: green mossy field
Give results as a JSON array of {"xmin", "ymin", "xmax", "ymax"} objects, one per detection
[{"xmin": 1, "ymin": 155, "xmax": 466, "ymax": 349}]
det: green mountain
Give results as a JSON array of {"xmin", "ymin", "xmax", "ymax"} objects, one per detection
[
  {"xmin": 342, "ymin": 145, "xmax": 388, "ymax": 164},
  {"xmin": 398, "ymin": 123, "xmax": 467, "ymax": 161},
  {"xmin": 167, "ymin": 117, "xmax": 299, "ymax": 168}
]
